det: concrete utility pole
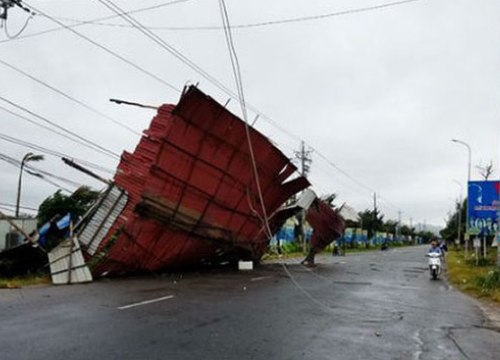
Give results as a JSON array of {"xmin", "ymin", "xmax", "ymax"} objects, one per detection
[
  {"xmin": 372, "ymin": 192, "xmax": 377, "ymax": 245},
  {"xmin": 397, "ymin": 210, "xmax": 402, "ymax": 242},
  {"xmin": 294, "ymin": 141, "xmax": 312, "ymax": 253},
  {"xmin": 451, "ymin": 138, "xmax": 472, "ymax": 256}
]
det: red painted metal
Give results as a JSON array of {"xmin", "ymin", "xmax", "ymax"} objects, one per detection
[
  {"xmin": 306, "ymin": 199, "xmax": 345, "ymax": 252},
  {"xmin": 88, "ymin": 86, "xmax": 310, "ymax": 275}
]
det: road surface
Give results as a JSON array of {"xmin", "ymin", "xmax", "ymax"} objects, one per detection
[{"xmin": 1, "ymin": 246, "xmax": 499, "ymax": 359}]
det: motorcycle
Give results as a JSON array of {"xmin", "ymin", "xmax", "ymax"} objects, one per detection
[{"xmin": 426, "ymin": 252, "xmax": 442, "ymax": 280}]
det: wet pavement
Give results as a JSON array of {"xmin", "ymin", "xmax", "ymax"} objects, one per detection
[{"xmin": 1, "ymin": 246, "xmax": 499, "ymax": 359}]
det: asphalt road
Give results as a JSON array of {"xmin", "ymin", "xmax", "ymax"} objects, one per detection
[{"xmin": 1, "ymin": 246, "xmax": 499, "ymax": 360}]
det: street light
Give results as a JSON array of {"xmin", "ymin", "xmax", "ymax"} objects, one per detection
[
  {"xmin": 451, "ymin": 139, "xmax": 472, "ymax": 256},
  {"xmin": 15, "ymin": 152, "xmax": 44, "ymax": 217}
]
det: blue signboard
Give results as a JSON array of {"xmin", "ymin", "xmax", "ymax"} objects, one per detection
[{"xmin": 467, "ymin": 180, "xmax": 500, "ymax": 236}]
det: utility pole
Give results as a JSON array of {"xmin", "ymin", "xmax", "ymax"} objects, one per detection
[
  {"xmin": 0, "ymin": 1, "xmax": 31, "ymax": 20},
  {"xmin": 410, "ymin": 217, "xmax": 414, "ymax": 244},
  {"xmin": 457, "ymin": 199, "xmax": 462, "ymax": 251},
  {"xmin": 295, "ymin": 141, "xmax": 312, "ymax": 178},
  {"xmin": 397, "ymin": 210, "xmax": 402, "ymax": 242},
  {"xmin": 0, "ymin": 1, "xmax": 14, "ymax": 20},
  {"xmin": 372, "ymin": 192, "xmax": 377, "ymax": 246},
  {"xmin": 294, "ymin": 141, "xmax": 312, "ymax": 253}
]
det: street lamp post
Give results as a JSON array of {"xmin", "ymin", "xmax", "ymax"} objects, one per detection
[
  {"xmin": 451, "ymin": 139, "xmax": 471, "ymax": 256},
  {"xmin": 15, "ymin": 152, "xmax": 44, "ymax": 217}
]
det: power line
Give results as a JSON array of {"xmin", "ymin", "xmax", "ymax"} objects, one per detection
[
  {"xmin": 23, "ymin": 1, "xmax": 181, "ymax": 94},
  {"xmin": 19, "ymin": 1, "xmax": 403, "ymax": 215},
  {"xmin": 0, "ymin": 151, "xmax": 82, "ymax": 187},
  {"xmin": 0, "ymin": 95, "xmax": 120, "ymax": 158},
  {"xmin": 0, "ymin": 152, "xmax": 74, "ymax": 192},
  {"xmin": 0, "ymin": 131, "xmax": 115, "ymax": 174},
  {"xmin": 0, "ymin": 202, "xmax": 38, "ymax": 211},
  {"xmin": 61, "ymin": 0, "xmax": 422, "ymax": 32},
  {"xmin": 0, "ymin": 57, "xmax": 140, "ymax": 136},
  {"xmin": 96, "ymin": 0, "xmax": 301, "ymax": 144},
  {"xmin": 0, "ymin": 104, "xmax": 114, "ymax": 157},
  {"xmin": 94, "ymin": 0, "xmax": 404, "ymax": 215},
  {"xmin": 0, "ymin": 0, "xmax": 191, "ymax": 45}
]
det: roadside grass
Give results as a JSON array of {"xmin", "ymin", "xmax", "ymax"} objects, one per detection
[
  {"xmin": 0, "ymin": 274, "xmax": 50, "ymax": 289},
  {"xmin": 263, "ymin": 242, "xmax": 417, "ymax": 260},
  {"xmin": 447, "ymin": 250, "xmax": 500, "ymax": 303}
]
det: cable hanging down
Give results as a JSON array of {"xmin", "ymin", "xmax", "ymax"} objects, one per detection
[{"xmin": 217, "ymin": 0, "xmax": 273, "ymax": 241}]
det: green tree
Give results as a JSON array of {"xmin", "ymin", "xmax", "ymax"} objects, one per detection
[
  {"xmin": 417, "ymin": 230, "xmax": 435, "ymax": 243},
  {"xmin": 382, "ymin": 219, "xmax": 398, "ymax": 235},
  {"xmin": 440, "ymin": 198, "xmax": 466, "ymax": 243},
  {"xmin": 37, "ymin": 186, "xmax": 100, "ymax": 226},
  {"xmin": 358, "ymin": 209, "xmax": 384, "ymax": 239},
  {"xmin": 400, "ymin": 225, "xmax": 414, "ymax": 236}
]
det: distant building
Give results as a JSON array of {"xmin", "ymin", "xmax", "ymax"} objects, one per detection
[{"xmin": 0, "ymin": 217, "xmax": 37, "ymax": 251}]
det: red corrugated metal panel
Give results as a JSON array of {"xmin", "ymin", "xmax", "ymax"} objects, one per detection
[
  {"xmin": 88, "ymin": 86, "xmax": 310, "ymax": 275},
  {"xmin": 306, "ymin": 199, "xmax": 345, "ymax": 251}
]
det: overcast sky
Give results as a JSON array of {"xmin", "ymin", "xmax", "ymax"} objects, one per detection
[{"xmin": 1, "ymin": 0, "xmax": 499, "ymax": 228}]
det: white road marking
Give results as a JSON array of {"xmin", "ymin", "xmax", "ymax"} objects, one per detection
[
  {"xmin": 118, "ymin": 295, "xmax": 174, "ymax": 310},
  {"xmin": 250, "ymin": 276, "xmax": 271, "ymax": 282}
]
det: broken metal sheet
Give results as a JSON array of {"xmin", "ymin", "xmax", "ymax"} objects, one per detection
[
  {"xmin": 306, "ymin": 199, "xmax": 346, "ymax": 251},
  {"xmin": 296, "ymin": 189, "xmax": 317, "ymax": 211},
  {"xmin": 78, "ymin": 185, "xmax": 128, "ymax": 255},
  {"xmin": 48, "ymin": 236, "xmax": 92, "ymax": 285},
  {"xmin": 81, "ymin": 86, "xmax": 310, "ymax": 275}
]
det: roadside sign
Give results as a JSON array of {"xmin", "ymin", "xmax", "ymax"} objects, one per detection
[
  {"xmin": 473, "ymin": 237, "xmax": 481, "ymax": 249},
  {"xmin": 467, "ymin": 180, "xmax": 500, "ymax": 236}
]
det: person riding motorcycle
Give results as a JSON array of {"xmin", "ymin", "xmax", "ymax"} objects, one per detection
[
  {"xmin": 427, "ymin": 240, "xmax": 443, "ymax": 279},
  {"xmin": 428, "ymin": 240, "xmax": 443, "ymax": 256}
]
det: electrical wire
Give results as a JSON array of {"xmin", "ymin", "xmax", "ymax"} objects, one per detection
[
  {"xmin": 4, "ymin": 11, "xmax": 33, "ymax": 38},
  {"xmin": 95, "ymin": 0, "xmax": 404, "ymax": 217},
  {"xmin": 0, "ymin": 104, "xmax": 119, "ymax": 161},
  {"xmin": 0, "ymin": 152, "xmax": 74, "ymax": 192},
  {"xmin": 0, "ymin": 202, "xmax": 38, "ymax": 211},
  {"xmin": 61, "ymin": 0, "xmax": 422, "ymax": 32},
  {"xmin": 17, "ymin": 0, "xmax": 403, "ymax": 217},
  {"xmin": 218, "ymin": 0, "xmax": 273, "ymax": 240},
  {"xmin": 23, "ymin": 1, "xmax": 181, "ymax": 94},
  {"xmin": 0, "ymin": 57, "xmax": 140, "ymax": 136},
  {"xmin": 0, "ymin": 95, "xmax": 120, "ymax": 159},
  {"xmin": 0, "ymin": 152, "xmax": 82, "ymax": 187},
  {"xmin": 0, "ymin": 132, "xmax": 115, "ymax": 174},
  {"xmin": 0, "ymin": 0, "xmax": 191, "ymax": 45}
]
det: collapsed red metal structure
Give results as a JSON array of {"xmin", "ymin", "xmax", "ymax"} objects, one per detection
[
  {"xmin": 79, "ymin": 86, "xmax": 312, "ymax": 275},
  {"xmin": 77, "ymin": 86, "xmax": 346, "ymax": 275}
]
